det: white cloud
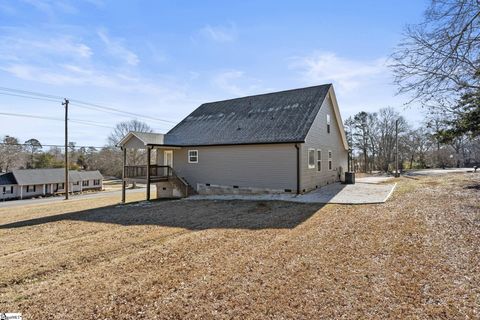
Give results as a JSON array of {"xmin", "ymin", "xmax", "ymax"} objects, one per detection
[
  {"xmin": 287, "ymin": 50, "xmax": 424, "ymax": 124},
  {"xmin": 199, "ymin": 24, "xmax": 236, "ymax": 43},
  {"xmin": 290, "ymin": 51, "xmax": 387, "ymax": 91},
  {"xmin": 0, "ymin": 35, "xmax": 92, "ymax": 60},
  {"xmin": 212, "ymin": 70, "xmax": 266, "ymax": 96},
  {"xmin": 97, "ymin": 29, "xmax": 139, "ymax": 66},
  {"xmin": 20, "ymin": 0, "xmax": 78, "ymax": 16},
  {"xmin": 1, "ymin": 63, "xmax": 172, "ymax": 95}
]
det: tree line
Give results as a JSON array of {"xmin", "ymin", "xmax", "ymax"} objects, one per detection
[
  {"xmin": 0, "ymin": 120, "xmax": 151, "ymax": 178},
  {"xmin": 345, "ymin": 107, "xmax": 480, "ymax": 173},
  {"xmin": 345, "ymin": 0, "xmax": 480, "ymax": 173}
]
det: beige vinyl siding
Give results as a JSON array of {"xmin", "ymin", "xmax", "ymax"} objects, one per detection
[
  {"xmin": 121, "ymin": 135, "xmax": 147, "ymax": 149},
  {"xmin": 167, "ymin": 144, "xmax": 297, "ymax": 191},
  {"xmin": 300, "ymin": 91, "xmax": 348, "ymax": 192}
]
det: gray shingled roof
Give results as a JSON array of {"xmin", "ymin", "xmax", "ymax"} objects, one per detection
[
  {"xmin": 0, "ymin": 172, "xmax": 16, "ymax": 185},
  {"xmin": 78, "ymin": 170, "xmax": 104, "ymax": 181},
  {"xmin": 11, "ymin": 169, "xmax": 103, "ymax": 185},
  {"xmin": 129, "ymin": 132, "xmax": 164, "ymax": 145},
  {"xmin": 165, "ymin": 84, "xmax": 331, "ymax": 146}
]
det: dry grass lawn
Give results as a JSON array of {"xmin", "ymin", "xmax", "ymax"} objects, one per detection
[{"xmin": 0, "ymin": 173, "xmax": 479, "ymax": 319}]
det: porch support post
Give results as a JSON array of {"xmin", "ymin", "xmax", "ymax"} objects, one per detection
[
  {"xmin": 146, "ymin": 146, "xmax": 151, "ymax": 201},
  {"xmin": 121, "ymin": 147, "xmax": 126, "ymax": 203}
]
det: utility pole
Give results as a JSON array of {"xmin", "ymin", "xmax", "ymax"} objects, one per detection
[
  {"xmin": 63, "ymin": 98, "xmax": 69, "ymax": 200},
  {"xmin": 395, "ymin": 119, "xmax": 399, "ymax": 177}
]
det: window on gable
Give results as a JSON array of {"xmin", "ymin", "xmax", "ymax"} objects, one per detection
[
  {"xmin": 317, "ymin": 150, "xmax": 322, "ymax": 171},
  {"xmin": 327, "ymin": 114, "xmax": 331, "ymax": 134},
  {"xmin": 308, "ymin": 149, "xmax": 315, "ymax": 169},
  {"xmin": 328, "ymin": 150, "xmax": 333, "ymax": 170},
  {"xmin": 188, "ymin": 150, "xmax": 198, "ymax": 163}
]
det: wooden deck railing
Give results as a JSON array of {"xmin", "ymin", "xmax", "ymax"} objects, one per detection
[
  {"xmin": 124, "ymin": 165, "xmax": 190, "ymax": 196},
  {"xmin": 124, "ymin": 165, "xmax": 171, "ymax": 180}
]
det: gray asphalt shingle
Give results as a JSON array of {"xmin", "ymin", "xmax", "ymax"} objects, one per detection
[{"xmin": 165, "ymin": 84, "xmax": 331, "ymax": 146}]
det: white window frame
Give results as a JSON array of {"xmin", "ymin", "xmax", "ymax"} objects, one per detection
[
  {"xmin": 317, "ymin": 149, "xmax": 322, "ymax": 172},
  {"xmin": 308, "ymin": 148, "xmax": 315, "ymax": 169},
  {"xmin": 328, "ymin": 150, "xmax": 333, "ymax": 171},
  {"xmin": 188, "ymin": 150, "xmax": 199, "ymax": 163}
]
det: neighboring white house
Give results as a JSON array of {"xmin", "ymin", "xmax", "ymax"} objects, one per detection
[
  {"xmin": 117, "ymin": 84, "xmax": 349, "ymax": 200},
  {"xmin": 0, "ymin": 168, "xmax": 103, "ymax": 200},
  {"xmin": 0, "ymin": 172, "xmax": 18, "ymax": 201}
]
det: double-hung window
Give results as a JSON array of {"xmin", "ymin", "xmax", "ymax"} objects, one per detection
[
  {"xmin": 308, "ymin": 149, "xmax": 315, "ymax": 169},
  {"xmin": 188, "ymin": 150, "xmax": 198, "ymax": 163},
  {"xmin": 327, "ymin": 114, "xmax": 331, "ymax": 134},
  {"xmin": 328, "ymin": 150, "xmax": 333, "ymax": 170},
  {"xmin": 317, "ymin": 150, "xmax": 322, "ymax": 171}
]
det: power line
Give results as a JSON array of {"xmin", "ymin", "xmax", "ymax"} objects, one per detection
[
  {"xmin": 0, "ymin": 86, "xmax": 177, "ymax": 124},
  {"xmin": 69, "ymin": 100, "xmax": 177, "ymax": 124},
  {"xmin": 0, "ymin": 86, "xmax": 64, "ymax": 100},
  {"xmin": 0, "ymin": 91, "xmax": 62, "ymax": 103},
  {"xmin": 0, "ymin": 112, "xmax": 114, "ymax": 129},
  {"xmin": 0, "ymin": 142, "xmax": 106, "ymax": 149}
]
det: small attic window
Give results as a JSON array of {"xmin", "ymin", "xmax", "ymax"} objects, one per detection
[{"xmin": 327, "ymin": 114, "xmax": 331, "ymax": 134}]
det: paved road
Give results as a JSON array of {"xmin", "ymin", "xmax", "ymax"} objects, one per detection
[{"xmin": 0, "ymin": 188, "xmax": 150, "ymax": 209}]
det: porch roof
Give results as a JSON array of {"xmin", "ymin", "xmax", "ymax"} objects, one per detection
[{"xmin": 117, "ymin": 132, "xmax": 164, "ymax": 147}]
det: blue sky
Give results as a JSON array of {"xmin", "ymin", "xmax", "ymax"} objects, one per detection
[{"xmin": 0, "ymin": 0, "xmax": 427, "ymax": 147}]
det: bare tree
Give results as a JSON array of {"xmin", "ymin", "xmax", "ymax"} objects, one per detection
[
  {"xmin": 375, "ymin": 108, "xmax": 409, "ymax": 172},
  {"xmin": 24, "ymin": 138, "xmax": 42, "ymax": 169},
  {"xmin": 107, "ymin": 119, "xmax": 153, "ymax": 167},
  {"xmin": 352, "ymin": 112, "xmax": 373, "ymax": 173},
  {"xmin": 0, "ymin": 136, "xmax": 23, "ymax": 172},
  {"xmin": 391, "ymin": 0, "xmax": 480, "ymax": 108},
  {"xmin": 107, "ymin": 119, "xmax": 153, "ymax": 146}
]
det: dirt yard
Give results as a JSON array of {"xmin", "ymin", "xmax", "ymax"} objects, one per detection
[{"xmin": 0, "ymin": 173, "xmax": 478, "ymax": 319}]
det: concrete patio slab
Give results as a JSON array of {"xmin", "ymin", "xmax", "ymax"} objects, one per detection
[
  {"xmin": 356, "ymin": 176, "xmax": 393, "ymax": 184},
  {"xmin": 404, "ymin": 168, "xmax": 472, "ymax": 176},
  {"xmin": 186, "ymin": 182, "xmax": 396, "ymax": 204}
]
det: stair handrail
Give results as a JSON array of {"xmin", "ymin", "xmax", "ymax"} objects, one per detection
[{"xmin": 168, "ymin": 166, "xmax": 189, "ymax": 197}]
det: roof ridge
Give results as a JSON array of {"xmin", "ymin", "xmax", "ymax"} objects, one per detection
[{"xmin": 200, "ymin": 84, "xmax": 332, "ymax": 106}]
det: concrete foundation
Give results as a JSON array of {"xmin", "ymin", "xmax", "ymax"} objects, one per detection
[
  {"xmin": 197, "ymin": 183, "xmax": 292, "ymax": 195},
  {"xmin": 156, "ymin": 181, "xmax": 183, "ymax": 198}
]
